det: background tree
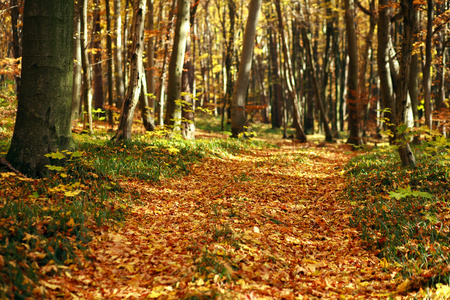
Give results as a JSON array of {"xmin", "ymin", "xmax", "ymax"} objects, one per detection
[
  {"xmin": 115, "ymin": 0, "xmax": 147, "ymax": 141},
  {"xmin": 164, "ymin": 0, "xmax": 190, "ymax": 132},
  {"xmin": 344, "ymin": 0, "xmax": 362, "ymax": 146},
  {"xmin": 230, "ymin": 0, "xmax": 262, "ymax": 137},
  {"xmin": 6, "ymin": 0, "xmax": 74, "ymax": 177}
]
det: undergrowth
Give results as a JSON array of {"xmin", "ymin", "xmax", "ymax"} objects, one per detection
[
  {"xmin": 0, "ymin": 132, "xmax": 269, "ymax": 298},
  {"xmin": 345, "ymin": 137, "xmax": 450, "ymax": 291}
]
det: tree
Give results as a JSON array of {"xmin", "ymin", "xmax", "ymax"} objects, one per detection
[
  {"xmin": 115, "ymin": 0, "xmax": 147, "ymax": 141},
  {"xmin": 164, "ymin": 0, "xmax": 190, "ymax": 132},
  {"xmin": 395, "ymin": 0, "xmax": 417, "ymax": 168},
  {"xmin": 114, "ymin": 0, "xmax": 125, "ymax": 110},
  {"xmin": 6, "ymin": 0, "xmax": 74, "ymax": 178},
  {"xmin": 92, "ymin": 0, "xmax": 104, "ymax": 112},
  {"xmin": 71, "ymin": 0, "xmax": 83, "ymax": 121},
  {"xmin": 344, "ymin": 0, "xmax": 362, "ymax": 146},
  {"xmin": 275, "ymin": 0, "xmax": 307, "ymax": 142},
  {"xmin": 422, "ymin": 0, "xmax": 433, "ymax": 130},
  {"xmin": 230, "ymin": 0, "xmax": 262, "ymax": 137}
]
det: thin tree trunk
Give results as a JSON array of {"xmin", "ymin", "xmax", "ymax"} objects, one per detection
[
  {"xmin": 181, "ymin": 2, "xmax": 199, "ymax": 140},
  {"xmin": 106, "ymin": 0, "xmax": 114, "ymax": 125},
  {"xmin": 344, "ymin": 0, "xmax": 362, "ymax": 146},
  {"xmin": 423, "ymin": 0, "xmax": 433, "ymax": 129},
  {"xmin": 80, "ymin": 0, "xmax": 93, "ymax": 133},
  {"xmin": 72, "ymin": 1, "xmax": 83, "ymax": 122},
  {"xmin": 146, "ymin": 0, "xmax": 156, "ymax": 122},
  {"xmin": 377, "ymin": 0, "xmax": 395, "ymax": 142},
  {"xmin": 275, "ymin": 0, "xmax": 307, "ymax": 141},
  {"xmin": 396, "ymin": 0, "xmax": 416, "ymax": 168},
  {"xmin": 115, "ymin": 0, "xmax": 147, "ymax": 141},
  {"xmin": 302, "ymin": 26, "xmax": 333, "ymax": 141},
  {"xmin": 164, "ymin": 0, "xmax": 190, "ymax": 132},
  {"xmin": 158, "ymin": 0, "xmax": 177, "ymax": 126},
  {"xmin": 92, "ymin": 0, "xmax": 104, "ymax": 112},
  {"xmin": 114, "ymin": 0, "xmax": 125, "ymax": 109},
  {"xmin": 230, "ymin": 0, "xmax": 262, "ymax": 137},
  {"xmin": 10, "ymin": 0, "xmax": 21, "ymax": 92}
]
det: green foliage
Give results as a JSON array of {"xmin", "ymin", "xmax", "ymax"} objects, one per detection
[{"xmin": 345, "ymin": 142, "xmax": 450, "ymax": 287}]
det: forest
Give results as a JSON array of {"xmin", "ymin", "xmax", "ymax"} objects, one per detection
[{"xmin": 0, "ymin": 0, "xmax": 450, "ymax": 298}]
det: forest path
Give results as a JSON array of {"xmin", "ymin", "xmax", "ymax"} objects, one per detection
[{"xmin": 55, "ymin": 143, "xmax": 396, "ymax": 299}]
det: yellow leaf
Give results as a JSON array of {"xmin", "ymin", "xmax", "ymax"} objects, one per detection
[
  {"xmin": 125, "ymin": 264, "xmax": 134, "ymax": 273},
  {"xmin": 66, "ymin": 218, "xmax": 75, "ymax": 227},
  {"xmin": 397, "ymin": 279, "xmax": 410, "ymax": 293},
  {"xmin": 380, "ymin": 257, "xmax": 389, "ymax": 268},
  {"xmin": 39, "ymin": 280, "xmax": 60, "ymax": 290},
  {"xmin": 65, "ymin": 190, "xmax": 81, "ymax": 197}
]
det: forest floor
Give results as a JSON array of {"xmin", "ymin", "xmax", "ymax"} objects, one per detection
[{"xmin": 41, "ymin": 137, "xmax": 400, "ymax": 299}]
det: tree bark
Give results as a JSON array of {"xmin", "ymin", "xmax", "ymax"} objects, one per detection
[
  {"xmin": 115, "ymin": 0, "xmax": 147, "ymax": 141},
  {"xmin": 396, "ymin": 0, "xmax": 417, "ymax": 168},
  {"xmin": 181, "ymin": 2, "xmax": 199, "ymax": 140},
  {"xmin": 92, "ymin": 0, "xmax": 104, "ymax": 112},
  {"xmin": 275, "ymin": 0, "xmax": 307, "ymax": 141},
  {"xmin": 377, "ymin": 0, "xmax": 395, "ymax": 142},
  {"xmin": 164, "ymin": 0, "xmax": 190, "ymax": 132},
  {"xmin": 344, "ymin": 0, "xmax": 363, "ymax": 146},
  {"xmin": 146, "ymin": 0, "xmax": 156, "ymax": 123},
  {"xmin": 71, "ymin": 0, "xmax": 82, "ymax": 122},
  {"xmin": 106, "ymin": 0, "xmax": 114, "ymax": 124},
  {"xmin": 422, "ymin": 0, "xmax": 433, "ymax": 130},
  {"xmin": 10, "ymin": 0, "xmax": 22, "ymax": 92},
  {"xmin": 7, "ymin": 0, "xmax": 74, "ymax": 178},
  {"xmin": 230, "ymin": 0, "xmax": 262, "ymax": 137},
  {"xmin": 80, "ymin": 0, "xmax": 93, "ymax": 133},
  {"xmin": 114, "ymin": 0, "xmax": 125, "ymax": 110}
]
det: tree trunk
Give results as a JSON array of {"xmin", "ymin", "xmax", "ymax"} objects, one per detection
[
  {"xmin": 115, "ymin": 0, "xmax": 147, "ymax": 141},
  {"xmin": 106, "ymin": 0, "xmax": 114, "ymax": 125},
  {"xmin": 181, "ymin": 2, "xmax": 199, "ymax": 140},
  {"xmin": 71, "ymin": 1, "xmax": 82, "ymax": 122},
  {"xmin": 139, "ymin": 70, "xmax": 156, "ymax": 131},
  {"xmin": 396, "ymin": 0, "xmax": 417, "ymax": 168},
  {"xmin": 221, "ymin": 0, "xmax": 236, "ymax": 131},
  {"xmin": 114, "ymin": 0, "xmax": 125, "ymax": 109},
  {"xmin": 92, "ymin": 0, "xmax": 104, "ymax": 112},
  {"xmin": 10, "ymin": 0, "xmax": 22, "ymax": 92},
  {"xmin": 6, "ymin": 0, "xmax": 74, "ymax": 178},
  {"xmin": 275, "ymin": 0, "xmax": 307, "ymax": 141},
  {"xmin": 80, "ymin": 0, "xmax": 93, "ymax": 133},
  {"xmin": 164, "ymin": 0, "xmax": 190, "ymax": 132},
  {"xmin": 146, "ymin": 0, "xmax": 156, "ymax": 123},
  {"xmin": 302, "ymin": 26, "xmax": 333, "ymax": 141},
  {"xmin": 158, "ymin": 0, "xmax": 177, "ymax": 126},
  {"xmin": 344, "ymin": 0, "xmax": 362, "ymax": 146},
  {"xmin": 230, "ymin": 0, "xmax": 262, "ymax": 137},
  {"xmin": 377, "ymin": 0, "xmax": 395, "ymax": 142},
  {"xmin": 422, "ymin": 0, "xmax": 433, "ymax": 130}
]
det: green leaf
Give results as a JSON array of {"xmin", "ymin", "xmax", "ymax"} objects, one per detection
[{"xmin": 45, "ymin": 165, "xmax": 64, "ymax": 171}]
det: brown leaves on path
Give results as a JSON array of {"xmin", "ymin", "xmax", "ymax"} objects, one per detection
[{"xmin": 48, "ymin": 143, "xmax": 396, "ymax": 299}]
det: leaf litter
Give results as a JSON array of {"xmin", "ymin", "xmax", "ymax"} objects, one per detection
[{"xmin": 43, "ymin": 143, "xmax": 399, "ymax": 299}]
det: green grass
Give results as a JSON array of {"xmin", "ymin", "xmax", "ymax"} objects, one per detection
[{"xmin": 345, "ymin": 141, "xmax": 450, "ymax": 289}]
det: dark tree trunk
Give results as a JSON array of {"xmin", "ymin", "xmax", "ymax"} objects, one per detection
[
  {"xmin": 71, "ymin": 0, "xmax": 82, "ymax": 122},
  {"xmin": 396, "ymin": 0, "xmax": 417, "ymax": 168},
  {"xmin": 115, "ymin": 0, "xmax": 147, "ymax": 141},
  {"xmin": 7, "ymin": 0, "xmax": 74, "ymax": 178},
  {"xmin": 114, "ymin": 0, "xmax": 125, "ymax": 109},
  {"xmin": 10, "ymin": 0, "xmax": 22, "ymax": 91},
  {"xmin": 344, "ymin": 0, "xmax": 362, "ymax": 146},
  {"xmin": 92, "ymin": 0, "xmax": 104, "ymax": 112},
  {"xmin": 164, "ymin": 0, "xmax": 190, "ymax": 131},
  {"xmin": 106, "ymin": 0, "xmax": 114, "ymax": 124}
]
